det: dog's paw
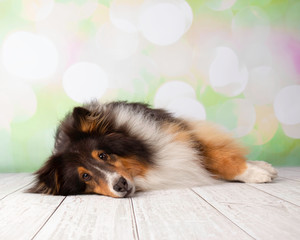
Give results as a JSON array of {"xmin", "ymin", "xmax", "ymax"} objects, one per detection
[
  {"xmin": 247, "ymin": 160, "xmax": 278, "ymax": 179},
  {"xmin": 234, "ymin": 160, "xmax": 277, "ymax": 183}
]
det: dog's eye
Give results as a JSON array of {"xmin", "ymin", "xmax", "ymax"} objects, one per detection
[
  {"xmin": 99, "ymin": 152, "xmax": 108, "ymax": 161},
  {"xmin": 82, "ymin": 173, "xmax": 91, "ymax": 181}
]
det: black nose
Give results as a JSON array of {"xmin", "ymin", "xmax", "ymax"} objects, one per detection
[{"xmin": 113, "ymin": 177, "xmax": 129, "ymax": 192}]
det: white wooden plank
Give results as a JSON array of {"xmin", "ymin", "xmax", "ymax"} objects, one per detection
[
  {"xmin": 34, "ymin": 195, "xmax": 137, "ymax": 240},
  {"xmin": 278, "ymin": 167, "xmax": 300, "ymax": 172},
  {"xmin": 0, "ymin": 191, "xmax": 65, "ymax": 239},
  {"xmin": 193, "ymin": 183, "xmax": 300, "ymax": 240},
  {"xmin": 132, "ymin": 188, "xmax": 252, "ymax": 240},
  {"xmin": 0, "ymin": 173, "xmax": 34, "ymax": 199},
  {"xmin": 0, "ymin": 173, "xmax": 14, "ymax": 180},
  {"xmin": 1, "ymin": 172, "xmax": 299, "ymax": 239},
  {"xmin": 247, "ymin": 177, "xmax": 300, "ymax": 206},
  {"xmin": 277, "ymin": 167, "xmax": 300, "ymax": 181}
]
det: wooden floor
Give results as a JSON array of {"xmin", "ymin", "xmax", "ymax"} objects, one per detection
[{"xmin": 0, "ymin": 168, "xmax": 300, "ymax": 240}]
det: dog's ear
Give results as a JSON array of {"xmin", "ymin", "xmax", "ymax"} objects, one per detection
[
  {"xmin": 28, "ymin": 154, "xmax": 61, "ymax": 195},
  {"xmin": 71, "ymin": 106, "xmax": 111, "ymax": 134},
  {"xmin": 54, "ymin": 107, "xmax": 92, "ymax": 144},
  {"xmin": 72, "ymin": 107, "xmax": 92, "ymax": 132}
]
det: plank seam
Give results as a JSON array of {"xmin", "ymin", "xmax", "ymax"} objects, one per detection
[
  {"xmin": 129, "ymin": 198, "xmax": 140, "ymax": 240},
  {"xmin": 190, "ymin": 188, "xmax": 256, "ymax": 240},
  {"xmin": 31, "ymin": 196, "xmax": 67, "ymax": 240},
  {"xmin": 278, "ymin": 176, "xmax": 300, "ymax": 182},
  {"xmin": 0, "ymin": 183, "xmax": 32, "ymax": 201},
  {"xmin": 245, "ymin": 183, "xmax": 300, "ymax": 207}
]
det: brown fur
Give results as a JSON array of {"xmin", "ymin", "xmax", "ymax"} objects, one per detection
[
  {"xmin": 162, "ymin": 120, "xmax": 248, "ymax": 180},
  {"xmin": 117, "ymin": 157, "xmax": 149, "ymax": 177},
  {"xmin": 29, "ymin": 101, "xmax": 276, "ymax": 198},
  {"xmin": 93, "ymin": 184, "xmax": 118, "ymax": 198},
  {"xmin": 189, "ymin": 121, "xmax": 248, "ymax": 180},
  {"xmin": 91, "ymin": 150, "xmax": 148, "ymax": 178},
  {"xmin": 163, "ymin": 122, "xmax": 192, "ymax": 143},
  {"xmin": 77, "ymin": 166, "xmax": 118, "ymax": 197},
  {"xmin": 91, "ymin": 150, "xmax": 110, "ymax": 161},
  {"xmin": 80, "ymin": 115, "xmax": 110, "ymax": 134}
]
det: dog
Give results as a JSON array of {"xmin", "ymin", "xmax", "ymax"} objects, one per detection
[{"xmin": 29, "ymin": 101, "xmax": 277, "ymax": 198}]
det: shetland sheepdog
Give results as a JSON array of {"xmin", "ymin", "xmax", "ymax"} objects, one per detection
[{"xmin": 29, "ymin": 101, "xmax": 277, "ymax": 198}]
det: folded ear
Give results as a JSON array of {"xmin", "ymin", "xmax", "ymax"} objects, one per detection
[{"xmin": 28, "ymin": 155, "xmax": 61, "ymax": 195}]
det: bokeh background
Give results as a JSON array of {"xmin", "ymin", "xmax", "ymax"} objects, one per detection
[{"xmin": 0, "ymin": 0, "xmax": 299, "ymax": 172}]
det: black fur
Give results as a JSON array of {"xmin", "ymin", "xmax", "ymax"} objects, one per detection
[
  {"xmin": 28, "ymin": 153, "xmax": 86, "ymax": 195},
  {"xmin": 29, "ymin": 101, "xmax": 157, "ymax": 195}
]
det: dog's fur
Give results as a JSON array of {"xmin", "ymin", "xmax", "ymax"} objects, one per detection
[{"xmin": 29, "ymin": 101, "xmax": 277, "ymax": 198}]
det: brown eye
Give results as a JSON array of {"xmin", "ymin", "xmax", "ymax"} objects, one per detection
[
  {"xmin": 82, "ymin": 173, "xmax": 91, "ymax": 181},
  {"xmin": 99, "ymin": 152, "xmax": 108, "ymax": 161}
]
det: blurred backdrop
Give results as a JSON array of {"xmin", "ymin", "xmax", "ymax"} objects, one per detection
[{"xmin": 0, "ymin": 0, "xmax": 300, "ymax": 172}]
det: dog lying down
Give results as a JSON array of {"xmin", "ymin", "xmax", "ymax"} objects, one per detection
[{"xmin": 29, "ymin": 101, "xmax": 277, "ymax": 198}]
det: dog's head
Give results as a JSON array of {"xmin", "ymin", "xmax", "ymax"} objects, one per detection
[{"xmin": 29, "ymin": 105, "xmax": 151, "ymax": 198}]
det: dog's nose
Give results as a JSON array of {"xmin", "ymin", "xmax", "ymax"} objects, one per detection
[{"xmin": 113, "ymin": 177, "xmax": 129, "ymax": 192}]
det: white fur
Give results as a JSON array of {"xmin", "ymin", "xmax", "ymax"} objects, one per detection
[
  {"xmin": 110, "ymin": 104, "xmax": 217, "ymax": 191},
  {"xmin": 88, "ymin": 102, "xmax": 277, "ymax": 192},
  {"xmin": 106, "ymin": 172, "xmax": 135, "ymax": 197},
  {"xmin": 234, "ymin": 161, "xmax": 278, "ymax": 183},
  {"xmin": 94, "ymin": 165, "xmax": 134, "ymax": 197}
]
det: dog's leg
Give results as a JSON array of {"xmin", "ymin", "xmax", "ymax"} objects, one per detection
[
  {"xmin": 233, "ymin": 160, "xmax": 277, "ymax": 183},
  {"xmin": 190, "ymin": 121, "xmax": 277, "ymax": 183}
]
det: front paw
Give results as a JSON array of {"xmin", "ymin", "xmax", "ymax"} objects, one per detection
[{"xmin": 234, "ymin": 161, "xmax": 277, "ymax": 183}]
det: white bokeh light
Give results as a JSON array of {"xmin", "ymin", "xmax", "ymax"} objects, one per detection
[
  {"xmin": 240, "ymin": 43, "xmax": 271, "ymax": 70},
  {"xmin": 109, "ymin": 0, "xmax": 142, "ymax": 33},
  {"xmin": 21, "ymin": 0, "xmax": 54, "ymax": 22},
  {"xmin": 167, "ymin": 98, "xmax": 206, "ymax": 120},
  {"xmin": 0, "ymin": 81, "xmax": 37, "ymax": 123},
  {"xmin": 0, "ymin": 94, "xmax": 13, "ymax": 130},
  {"xmin": 195, "ymin": 32, "xmax": 229, "ymax": 82},
  {"xmin": 282, "ymin": 123, "xmax": 300, "ymax": 139},
  {"xmin": 274, "ymin": 85, "xmax": 300, "ymax": 125},
  {"xmin": 68, "ymin": 0, "xmax": 99, "ymax": 20},
  {"xmin": 139, "ymin": 0, "xmax": 193, "ymax": 46},
  {"xmin": 2, "ymin": 31, "xmax": 58, "ymax": 80},
  {"xmin": 232, "ymin": 6, "xmax": 270, "ymax": 44},
  {"xmin": 245, "ymin": 105, "xmax": 278, "ymax": 145},
  {"xmin": 244, "ymin": 67, "xmax": 281, "ymax": 105},
  {"xmin": 12, "ymin": 82, "xmax": 37, "ymax": 122},
  {"xmin": 206, "ymin": 0, "xmax": 236, "ymax": 11},
  {"xmin": 209, "ymin": 47, "xmax": 248, "ymax": 97},
  {"xmin": 217, "ymin": 99, "xmax": 256, "ymax": 138},
  {"xmin": 154, "ymin": 81, "xmax": 196, "ymax": 108},
  {"xmin": 96, "ymin": 23, "xmax": 139, "ymax": 60},
  {"xmin": 0, "ymin": 130, "xmax": 14, "ymax": 171},
  {"xmin": 150, "ymin": 41, "xmax": 193, "ymax": 77},
  {"xmin": 63, "ymin": 62, "xmax": 108, "ymax": 103},
  {"xmin": 108, "ymin": 55, "xmax": 159, "ymax": 91}
]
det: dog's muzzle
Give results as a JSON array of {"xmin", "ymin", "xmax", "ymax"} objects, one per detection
[{"xmin": 113, "ymin": 177, "xmax": 134, "ymax": 198}]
